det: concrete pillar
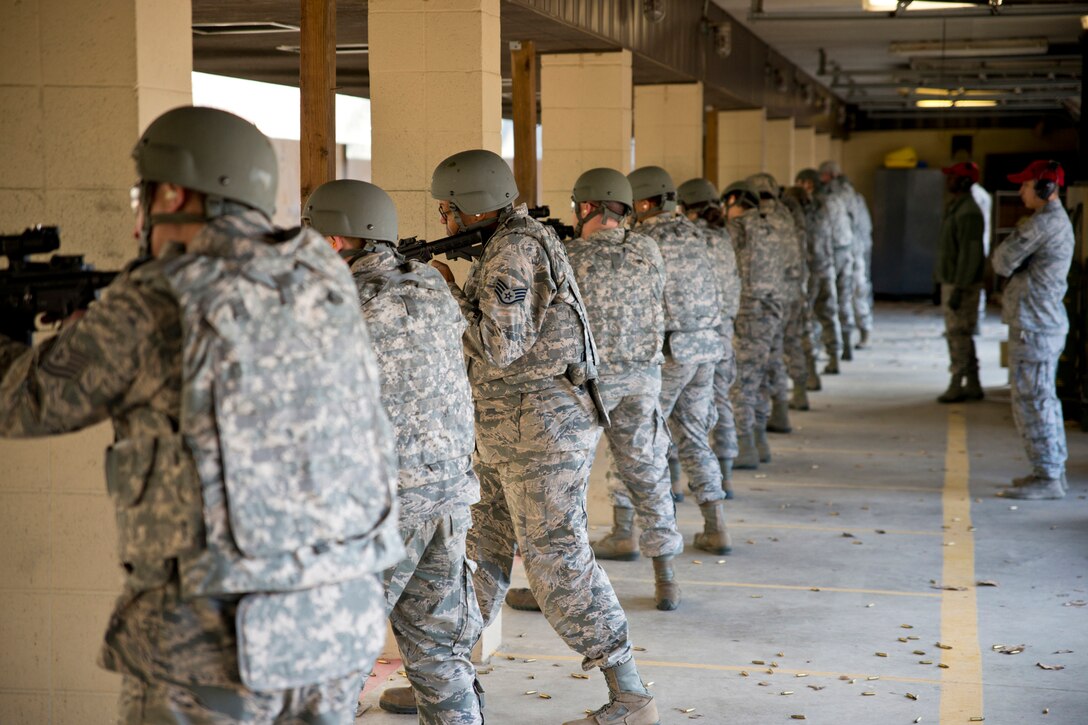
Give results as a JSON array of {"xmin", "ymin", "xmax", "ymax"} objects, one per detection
[
  {"xmin": 369, "ymin": 0, "xmax": 502, "ymax": 245},
  {"xmin": 764, "ymin": 118, "xmax": 794, "ymax": 188},
  {"xmin": 814, "ymin": 132, "xmax": 832, "ymax": 168},
  {"xmin": 793, "ymin": 126, "xmax": 816, "ymax": 181},
  {"xmin": 540, "ymin": 51, "xmax": 633, "ymax": 221},
  {"xmin": 716, "ymin": 109, "xmax": 765, "ymax": 188},
  {"xmin": 0, "ymin": 1, "xmax": 191, "ymax": 722},
  {"xmin": 634, "ymin": 82, "xmax": 703, "ymax": 184}
]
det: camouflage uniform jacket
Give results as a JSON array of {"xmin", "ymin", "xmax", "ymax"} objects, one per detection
[
  {"xmin": 992, "ymin": 199, "xmax": 1074, "ymax": 336},
  {"xmin": 841, "ymin": 179, "xmax": 873, "ymax": 247},
  {"xmin": 344, "ymin": 243, "xmax": 480, "ymax": 523},
  {"xmin": 821, "ymin": 184, "xmax": 854, "ymax": 251},
  {"xmin": 728, "ymin": 208, "xmax": 788, "ymax": 311},
  {"xmin": 0, "ymin": 212, "xmax": 403, "ymax": 689},
  {"xmin": 763, "ymin": 200, "xmax": 806, "ymax": 301},
  {"xmin": 781, "ymin": 191, "xmax": 812, "ymax": 291},
  {"xmin": 695, "ymin": 219, "xmax": 741, "ymax": 324},
  {"xmin": 566, "ymin": 226, "xmax": 665, "ymax": 397},
  {"xmin": 634, "ymin": 213, "xmax": 724, "ymax": 365},
  {"xmin": 796, "ymin": 191, "xmax": 836, "ymax": 275},
  {"xmin": 447, "ymin": 204, "xmax": 600, "ymax": 397}
]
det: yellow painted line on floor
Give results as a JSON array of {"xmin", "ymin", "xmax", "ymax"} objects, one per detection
[
  {"xmin": 939, "ymin": 409, "xmax": 985, "ymax": 721},
  {"xmin": 493, "ymin": 651, "xmax": 943, "ymax": 686},
  {"xmin": 605, "ymin": 576, "xmax": 941, "ymax": 599},
  {"xmin": 740, "ymin": 481, "xmax": 940, "ymax": 494},
  {"xmin": 687, "ymin": 520, "xmax": 943, "ymax": 537},
  {"xmin": 774, "ymin": 446, "xmax": 933, "ymax": 458}
]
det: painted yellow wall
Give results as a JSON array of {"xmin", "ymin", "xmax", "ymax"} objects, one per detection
[{"xmin": 842, "ymin": 127, "xmax": 1078, "ymax": 202}]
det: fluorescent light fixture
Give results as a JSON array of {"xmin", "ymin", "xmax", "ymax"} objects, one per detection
[
  {"xmin": 193, "ymin": 22, "xmax": 299, "ymax": 35},
  {"xmin": 276, "ymin": 43, "xmax": 369, "ymax": 55},
  {"xmin": 914, "ymin": 87, "xmax": 997, "ymax": 97},
  {"xmin": 915, "ymin": 99, "xmax": 999, "ymax": 108},
  {"xmin": 890, "ymin": 38, "xmax": 1048, "ymax": 58},
  {"xmin": 864, "ymin": 0, "xmax": 974, "ymax": 11}
]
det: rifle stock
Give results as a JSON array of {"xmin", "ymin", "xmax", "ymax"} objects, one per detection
[{"xmin": 398, "ymin": 229, "xmax": 484, "ymax": 264}]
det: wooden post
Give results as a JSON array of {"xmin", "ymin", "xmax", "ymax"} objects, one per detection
[
  {"xmin": 510, "ymin": 40, "xmax": 537, "ymax": 207},
  {"xmin": 300, "ymin": 0, "xmax": 336, "ymax": 207},
  {"xmin": 703, "ymin": 107, "xmax": 718, "ymax": 188}
]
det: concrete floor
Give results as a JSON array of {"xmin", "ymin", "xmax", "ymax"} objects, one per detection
[{"xmin": 357, "ymin": 302, "xmax": 1088, "ymax": 725}]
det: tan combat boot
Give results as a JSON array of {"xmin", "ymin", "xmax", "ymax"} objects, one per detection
[
  {"xmin": 963, "ymin": 369, "xmax": 984, "ymax": 401},
  {"xmin": 652, "ymin": 555, "xmax": 680, "ymax": 611},
  {"xmin": 755, "ymin": 426, "xmax": 772, "ymax": 463},
  {"xmin": 562, "ymin": 659, "xmax": 659, "ymax": 725},
  {"xmin": 693, "ymin": 500, "xmax": 732, "ymax": 555},
  {"xmin": 824, "ymin": 356, "xmax": 841, "ymax": 375},
  {"xmin": 856, "ymin": 328, "xmax": 871, "ymax": 349},
  {"xmin": 505, "ymin": 587, "xmax": 541, "ymax": 611},
  {"xmin": 735, "ymin": 431, "xmax": 759, "ymax": 470},
  {"xmin": 789, "ymin": 386, "xmax": 810, "ymax": 411},
  {"xmin": 937, "ymin": 375, "xmax": 966, "ymax": 404},
  {"xmin": 718, "ymin": 457, "xmax": 734, "ymax": 499},
  {"xmin": 806, "ymin": 358, "xmax": 822, "ymax": 391},
  {"xmin": 767, "ymin": 398, "xmax": 792, "ymax": 433},
  {"xmin": 379, "ymin": 686, "xmax": 417, "ymax": 715},
  {"xmin": 592, "ymin": 507, "xmax": 640, "ymax": 561}
]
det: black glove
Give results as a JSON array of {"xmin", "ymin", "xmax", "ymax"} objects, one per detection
[{"xmin": 948, "ymin": 288, "xmax": 963, "ymax": 311}]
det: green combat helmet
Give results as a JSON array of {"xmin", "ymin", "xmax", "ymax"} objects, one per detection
[
  {"xmin": 796, "ymin": 168, "xmax": 820, "ymax": 186},
  {"xmin": 133, "ymin": 106, "xmax": 277, "ymax": 221},
  {"xmin": 431, "ymin": 149, "xmax": 518, "ymax": 232},
  {"xmin": 303, "ymin": 180, "xmax": 398, "ymax": 244},
  {"xmin": 571, "ymin": 167, "xmax": 633, "ymax": 236},
  {"xmin": 628, "ymin": 165, "xmax": 678, "ymax": 215},
  {"xmin": 721, "ymin": 181, "xmax": 759, "ymax": 210},
  {"xmin": 746, "ymin": 172, "xmax": 781, "ymax": 199},
  {"xmin": 677, "ymin": 178, "xmax": 721, "ymax": 210}
]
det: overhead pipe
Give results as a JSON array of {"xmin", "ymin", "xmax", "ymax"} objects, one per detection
[{"xmin": 749, "ymin": 0, "xmax": 1088, "ymax": 22}]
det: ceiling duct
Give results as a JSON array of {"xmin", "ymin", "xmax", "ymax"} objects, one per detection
[{"xmin": 192, "ymin": 22, "xmax": 299, "ymax": 35}]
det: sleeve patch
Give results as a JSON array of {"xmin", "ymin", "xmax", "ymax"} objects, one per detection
[{"xmin": 494, "ymin": 279, "xmax": 529, "ymax": 305}]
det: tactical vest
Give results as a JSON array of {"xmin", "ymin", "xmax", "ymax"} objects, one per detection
[
  {"xmin": 350, "ymin": 255, "xmax": 476, "ymax": 485},
  {"xmin": 645, "ymin": 217, "xmax": 723, "ymax": 364},
  {"xmin": 567, "ymin": 229, "xmax": 664, "ymax": 373},
  {"xmin": 467, "ymin": 214, "xmax": 599, "ymax": 391},
  {"xmin": 104, "ymin": 226, "xmax": 402, "ymax": 690}
]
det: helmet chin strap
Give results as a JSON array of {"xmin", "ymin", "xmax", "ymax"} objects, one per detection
[{"xmin": 574, "ymin": 200, "xmax": 628, "ymax": 237}]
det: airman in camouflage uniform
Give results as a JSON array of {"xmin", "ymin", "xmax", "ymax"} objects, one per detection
[
  {"xmin": 748, "ymin": 173, "xmax": 808, "ymax": 426},
  {"xmin": 845, "ymin": 178, "xmax": 875, "ymax": 348},
  {"xmin": 0, "ymin": 107, "xmax": 402, "ymax": 724},
  {"xmin": 793, "ymin": 169, "xmax": 842, "ymax": 374},
  {"xmin": 933, "ymin": 163, "xmax": 985, "ymax": 406},
  {"xmin": 724, "ymin": 181, "xmax": 788, "ymax": 470},
  {"xmin": 993, "ymin": 160, "xmax": 1074, "ymax": 500},
  {"xmin": 429, "ymin": 150, "xmax": 658, "ymax": 725},
  {"xmin": 819, "ymin": 160, "xmax": 857, "ymax": 366},
  {"xmin": 304, "ymin": 180, "xmax": 483, "ymax": 724},
  {"xmin": 678, "ymin": 177, "xmax": 741, "ymax": 497},
  {"xmin": 630, "ymin": 166, "xmax": 731, "ymax": 558},
  {"xmin": 565, "ymin": 168, "xmax": 684, "ymax": 612}
]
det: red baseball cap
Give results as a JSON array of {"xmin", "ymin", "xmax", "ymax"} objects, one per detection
[
  {"xmin": 942, "ymin": 161, "xmax": 980, "ymax": 183},
  {"xmin": 1007, "ymin": 160, "xmax": 1064, "ymax": 187}
]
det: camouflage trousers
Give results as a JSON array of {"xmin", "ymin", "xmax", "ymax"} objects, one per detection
[
  {"xmin": 732, "ymin": 300, "xmax": 786, "ymax": 434},
  {"xmin": 808, "ymin": 265, "xmax": 841, "ymax": 358},
  {"xmin": 941, "ymin": 283, "xmax": 981, "ymax": 379},
  {"xmin": 384, "ymin": 506, "xmax": 483, "ymax": 725},
  {"xmin": 852, "ymin": 239, "xmax": 874, "ymax": 333},
  {"xmin": 782, "ymin": 295, "xmax": 813, "ymax": 391},
  {"xmin": 833, "ymin": 246, "xmax": 856, "ymax": 342},
  {"xmin": 660, "ymin": 357, "xmax": 725, "ymax": 504},
  {"xmin": 118, "ymin": 672, "xmax": 364, "ymax": 724},
  {"xmin": 763, "ymin": 309, "xmax": 789, "ymax": 419},
  {"xmin": 711, "ymin": 321, "xmax": 739, "ymax": 460},
  {"xmin": 468, "ymin": 381, "xmax": 632, "ymax": 671},
  {"xmin": 598, "ymin": 373, "xmax": 685, "ymax": 558},
  {"xmin": 1008, "ymin": 329, "xmax": 1068, "ymax": 479}
]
